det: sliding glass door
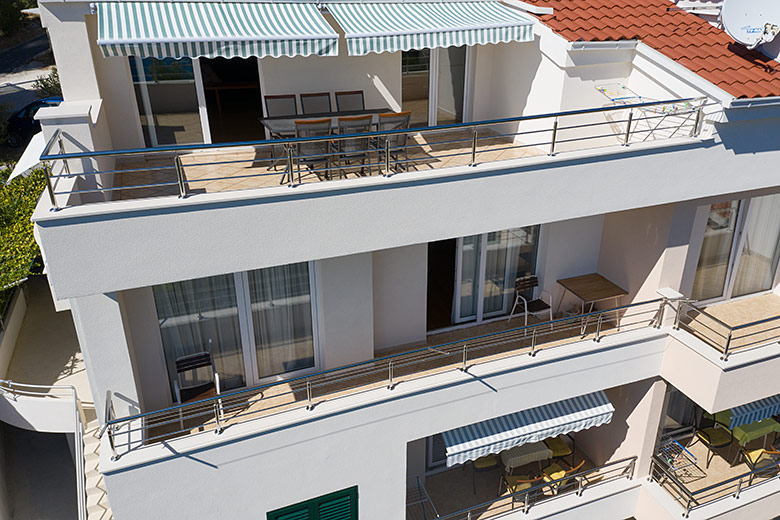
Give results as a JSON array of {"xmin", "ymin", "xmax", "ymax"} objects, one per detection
[
  {"xmin": 130, "ymin": 57, "xmax": 204, "ymax": 147},
  {"xmin": 247, "ymin": 264, "xmax": 316, "ymax": 380},
  {"xmin": 692, "ymin": 194, "xmax": 780, "ymax": 302},
  {"xmin": 153, "ymin": 263, "xmax": 318, "ymax": 399},
  {"xmin": 453, "ymin": 226, "xmax": 540, "ymax": 324},
  {"xmin": 153, "ymin": 275, "xmax": 247, "ymax": 395}
]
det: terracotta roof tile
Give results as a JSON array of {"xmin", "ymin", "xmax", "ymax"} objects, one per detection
[{"xmin": 527, "ymin": 0, "xmax": 780, "ymax": 98}]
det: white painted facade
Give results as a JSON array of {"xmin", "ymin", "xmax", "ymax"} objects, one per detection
[{"xmin": 15, "ymin": 0, "xmax": 780, "ymax": 518}]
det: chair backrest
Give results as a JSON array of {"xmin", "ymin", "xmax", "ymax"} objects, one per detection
[
  {"xmin": 300, "ymin": 92, "xmax": 332, "ymax": 115},
  {"xmin": 337, "ymin": 115, "xmax": 372, "ymax": 154},
  {"xmin": 377, "ymin": 111, "xmax": 411, "ymax": 148},
  {"xmin": 295, "ymin": 118, "xmax": 332, "ymax": 157},
  {"xmin": 174, "ymin": 351, "xmax": 215, "ymax": 402},
  {"xmin": 265, "ymin": 94, "xmax": 298, "ymax": 118},
  {"xmin": 566, "ymin": 460, "xmax": 585, "ymax": 475},
  {"xmin": 516, "ymin": 275, "xmax": 540, "ymax": 293},
  {"xmin": 335, "ymin": 90, "xmax": 365, "ymax": 112}
]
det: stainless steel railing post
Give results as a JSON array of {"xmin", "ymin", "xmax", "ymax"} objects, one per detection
[
  {"xmin": 214, "ymin": 402, "xmax": 223, "ymax": 434},
  {"xmin": 722, "ymin": 331, "xmax": 733, "ymax": 361},
  {"xmin": 461, "ymin": 344, "xmax": 468, "ymax": 371},
  {"xmin": 529, "ymin": 329, "xmax": 537, "ymax": 357},
  {"xmin": 674, "ymin": 300, "xmax": 684, "ymax": 329},
  {"xmin": 287, "ymin": 145, "xmax": 295, "ymax": 186},
  {"xmin": 594, "ymin": 314, "xmax": 603, "ymax": 342},
  {"xmin": 43, "ymin": 163, "xmax": 59, "ymax": 211},
  {"xmin": 549, "ymin": 119, "xmax": 558, "ymax": 156},
  {"xmin": 174, "ymin": 155, "xmax": 187, "ymax": 198},
  {"xmin": 624, "ymin": 110, "xmax": 634, "ymax": 146},
  {"xmin": 387, "ymin": 361, "xmax": 394, "ymax": 390},
  {"xmin": 577, "ymin": 476, "xmax": 584, "ymax": 496},
  {"xmin": 58, "ymin": 136, "xmax": 71, "ymax": 178},
  {"xmin": 306, "ymin": 380, "xmax": 313, "ymax": 410},
  {"xmin": 734, "ymin": 477, "xmax": 743, "ymax": 499},
  {"xmin": 693, "ymin": 106, "xmax": 705, "ymax": 137},
  {"xmin": 384, "ymin": 139, "xmax": 391, "ymax": 176},
  {"xmin": 656, "ymin": 299, "xmax": 666, "ymax": 328},
  {"xmin": 523, "ymin": 492, "xmax": 530, "ymax": 514},
  {"xmin": 469, "ymin": 127, "xmax": 478, "ymax": 166}
]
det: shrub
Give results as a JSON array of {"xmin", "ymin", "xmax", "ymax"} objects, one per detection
[
  {"xmin": 0, "ymin": 167, "xmax": 45, "ymax": 290},
  {"xmin": 0, "ymin": 0, "xmax": 24, "ymax": 37},
  {"xmin": 33, "ymin": 67, "xmax": 61, "ymax": 97}
]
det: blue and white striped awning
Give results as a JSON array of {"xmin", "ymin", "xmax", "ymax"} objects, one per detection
[
  {"xmin": 729, "ymin": 394, "xmax": 780, "ymax": 429},
  {"xmin": 96, "ymin": 2, "xmax": 339, "ymax": 59},
  {"xmin": 441, "ymin": 391, "xmax": 614, "ymax": 467},
  {"xmin": 327, "ymin": 2, "xmax": 535, "ymax": 56}
]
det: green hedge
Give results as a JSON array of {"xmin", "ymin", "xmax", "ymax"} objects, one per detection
[{"xmin": 0, "ymin": 167, "xmax": 45, "ymax": 290}]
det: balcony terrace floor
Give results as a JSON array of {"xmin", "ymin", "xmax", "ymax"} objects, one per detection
[
  {"xmin": 657, "ymin": 433, "xmax": 779, "ymax": 507},
  {"xmin": 683, "ymin": 293, "xmax": 780, "ymax": 355},
  {"xmin": 141, "ymin": 302, "xmax": 661, "ymax": 449},
  {"xmin": 114, "ymin": 129, "xmax": 543, "ymax": 202}
]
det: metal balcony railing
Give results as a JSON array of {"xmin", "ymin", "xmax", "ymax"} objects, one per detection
[
  {"xmin": 0, "ymin": 380, "xmax": 88, "ymax": 520},
  {"xmin": 40, "ymin": 97, "xmax": 711, "ymax": 210},
  {"xmin": 99, "ymin": 297, "xmax": 672, "ymax": 460},
  {"xmin": 412, "ymin": 456, "xmax": 637, "ymax": 519},
  {"xmin": 674, "ymin": 300, "xmax": 780, "ymax": 361},
  {"xmin": 650, "ymin": 453, "xmax": 780, "ymax": 517}
]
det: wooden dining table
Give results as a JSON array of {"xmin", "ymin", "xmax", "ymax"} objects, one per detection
[
  {"xmin": 557, "ymin": 273, "xmax": 628, "ymax": 334},
  {"xmin": 259, "ymin": 107, "xmax": 392, "ymax": 137}
]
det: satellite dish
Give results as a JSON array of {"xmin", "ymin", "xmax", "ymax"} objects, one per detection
[{"xmin": 721, "ymin": 0, "xmax": 780, "ymax": 49}]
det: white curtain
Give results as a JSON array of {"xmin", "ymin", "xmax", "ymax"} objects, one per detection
[
  {"xmin": 248, "ymin": 262, "xmax": 315, "ymax": 379},
  {"xmin": 455, "ymin": 235, "xmax": 481, "ymax": 322},
  {"xmin": 152, "ymin": 274, "xmax": 246, "ymax": 396},
  {"xmin": 733, "ymin": 193, "xmax": 780, "ymax": 297}
]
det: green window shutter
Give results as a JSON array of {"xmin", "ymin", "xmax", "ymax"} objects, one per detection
[
  {"xmin": 317, "ymin": 494, "xmax": 352, "ymax": 520},
  {"xmin": 268, "ymin": 505, "xmax": 311, "ymax": 520},
  {"xmin": 273, "ymin": 509, "xmax": 311, "ymax": 520},
  {"xmin": 268, "ymin": 487, "xmax": 357, "ymax": 520}
]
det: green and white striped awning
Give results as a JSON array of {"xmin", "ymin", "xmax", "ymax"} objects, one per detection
[
  {"xmin": 327, "ymin": 1, "xmax": 535, "ymax": 56},
  {"xmin": 96, "ymin": 2, "xmax": 339, "ymax": 59}
]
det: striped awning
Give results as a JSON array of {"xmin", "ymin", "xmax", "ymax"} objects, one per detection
[
  {"xmin": 327, "ymin": 2, "xmax": 535, "ymax": 56},
  {"xmin": 441, "ymin": 391, "xmax": 614, "ymax": 467},
  {"xmin": 729, "ymin": 394, "xmax": 780, "ymax": 429},
  {"xmin": 96, "ymin": 2, "xmax": 339, "ymax": 59}
]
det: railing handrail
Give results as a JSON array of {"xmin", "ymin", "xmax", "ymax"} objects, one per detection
[
  {"xmin": 41, "ymin": 96, "xmax": 708, "ymax": 162},
  {"xmin": 652, "ymin": 451, "xmax": 780, "ymax": 514},
  {"xmin": 101, "ymin": 297, "xmax": 663, "ymax": 430},
  {"xmin": 436, "ymin": 456, "xmax": 637, "ymax": 520},
  {"xmin": 0, "ymin": 378, "xmax": 87, "ymax": 520}
]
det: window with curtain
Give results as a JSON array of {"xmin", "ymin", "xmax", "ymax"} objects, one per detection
[
  {"xmin": 248, "ymin": 262, "xmax": 316, "ymax": 379},
  {"xmin": 153, "ymin": 274, "xmax": 246, "ymax": 397},
  {"xmin": 732, "ymin": 193, "xmax": 780, "ymax": 297},
  {"xmin": 691, "ymin": 201, "xmax": 739, "ymax": 301}
]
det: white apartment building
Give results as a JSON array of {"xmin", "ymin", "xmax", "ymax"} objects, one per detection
[{"xmin": 4, "ymin": 0, "xmax": 780, "ymax": 518}]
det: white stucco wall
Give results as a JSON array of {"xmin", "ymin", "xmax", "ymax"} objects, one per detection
[
  {"xmin": 537, "ymin": 215, "xmax": 604, "ymax": 313},
  {"xmin": 575, "ymin": 378, "xmax": 667, "ymax": 477},
  {"xmin": 316, "ymin": 254, "xmax": 375, "ymax": 370},
  {"xmin": 597, "ymin": 204, "xmax": 676, "ymax": 304},
  {"xmin": 119, "ymin": 287, "xmax": 170, "ymax": 412},
  {"xmin": 260, "ymin": 13, "xmax": 401, "ymax": 115},
  {"xmin": 0, "ymin": 289, "xmax": 26, "ymax": 380},
  {"xmin": 372, "ymin": 244, "xmax": 428, "ymax": 352}
]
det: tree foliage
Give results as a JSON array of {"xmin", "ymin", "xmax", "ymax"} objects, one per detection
[
  {"xmin": 0, "ymin": 167, "xmax": 44, "ymax": 290},
  {"xmin": 33, "ymin": 67, "xmax": 62, "ymax": 97},
  {"xmin": 0, "ymin": 0, "xmax": 24, "ymax": 37}
]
